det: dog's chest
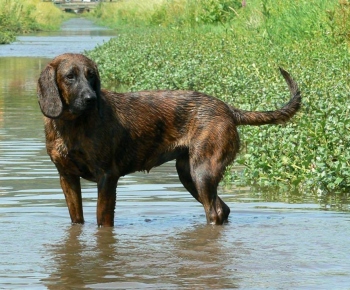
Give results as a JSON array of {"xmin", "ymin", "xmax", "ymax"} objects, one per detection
[
  {"xmin": 68, "ymin": 149, "xmax": 94, "ymax": 177},
  {"xmin": 53, "ymin": 132, "xmax": 100, "ymax": 180},
  {"xmin": 65, "ymin": 145, "xmax": 98, "ymax": 180}
]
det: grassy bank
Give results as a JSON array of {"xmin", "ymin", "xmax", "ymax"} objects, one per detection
[
  {"xmin": 88, "ymin": 0, "xmax": 350, "ymax": 202},
  {"xmin": 0, "ymin": 0, "xmax": 67, "ymax": 44},
  {"xmin": 92, "ymin": 0, "xmax": 349, "ymax": 43}
]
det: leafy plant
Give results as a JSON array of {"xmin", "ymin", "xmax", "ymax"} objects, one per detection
[{"xmin": 198, "ymin": 0, "xmax": 241, "ymax": 24}]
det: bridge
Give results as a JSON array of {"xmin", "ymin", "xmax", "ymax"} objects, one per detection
[{"xmin": 52, "ymin": 1, "xmax": 99, "ymax": 13}]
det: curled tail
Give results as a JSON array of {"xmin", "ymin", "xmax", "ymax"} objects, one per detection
[{"xmin": 231, "ymin": 68, "xmax": 301, "ymax": 126}]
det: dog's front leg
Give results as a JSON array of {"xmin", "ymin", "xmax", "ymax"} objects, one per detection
[
  {"xmin": 59, "ymin": 174, "xmax": 84, "ymax": 224},
  {"xmin": 97, "ymin": 174, "xmax": 118, "ymax": 227}
]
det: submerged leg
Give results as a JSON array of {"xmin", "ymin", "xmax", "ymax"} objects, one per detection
[
  {"xmin": 192, "ymin": 161, "xmax": 230, "ymax": 225},
  {"xmin": 59, "ymin": 174, "xmax": 84, "ymax": 224},
  {"xmin": 176, "ymin": 156, "xmax": 230, "ymax": 225},
  {"xmin": 97, "ymin": 174, "xmax": 118, "ymax": 227}
]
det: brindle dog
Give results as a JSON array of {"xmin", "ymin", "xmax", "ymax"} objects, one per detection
[{"xmin": 37, "ymin": 53, "xmax": 301, "ymax": 227}]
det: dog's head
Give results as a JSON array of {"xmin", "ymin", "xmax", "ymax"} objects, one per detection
[{"xmin": 37, "ymin": 53, "xmax": 101, "ymax": 119}]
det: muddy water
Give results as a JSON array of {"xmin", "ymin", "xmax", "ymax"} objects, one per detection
[{"xmin": 1, "ymin": 18, "xmax": 350, "ymax": 289}]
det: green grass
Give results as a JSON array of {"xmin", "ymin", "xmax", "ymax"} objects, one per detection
[
  {"xmin": 0, "ymin": 0, "xmax": 67, "ymax": 44},
  {"xmin": 91, "ymin": 0, "xmax": 349, "ymax": 43},
  {"xmin": 87, "ymin": 0, "xmax": 350, "ymax": 203},
  {"xmin": 91, "ymin": 0, "xmax": 242, "ymax": 28}
]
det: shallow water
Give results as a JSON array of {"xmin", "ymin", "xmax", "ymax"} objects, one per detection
[{"xmin": 1, "ymin": 18, "xmax": 350, "ymax": 289}]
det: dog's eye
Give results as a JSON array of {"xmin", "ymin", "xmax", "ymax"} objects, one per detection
[
  {"xmin": 66, "ymin": 74, "xmax": 75, "ymax": 81},
  {"xmin": 86, "ymin": 71, "xmax": 95, "ymax": 80}
]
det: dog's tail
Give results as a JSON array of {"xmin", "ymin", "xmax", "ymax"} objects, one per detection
[{"xmin": 230, "ymin": 68, "xmax": 301, "ymax": 126}]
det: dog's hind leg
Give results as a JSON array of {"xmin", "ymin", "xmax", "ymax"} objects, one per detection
[
  {"xmin": 176, "ymin": 155, "xmax": 230, "ymax": 225},
  {"xmin": 176, "ymin": 155, "xmax": 201, "ymax": 203},
  {"xmin": 192, "ymin": 161, "xmax": 230, "ymax": 225}
]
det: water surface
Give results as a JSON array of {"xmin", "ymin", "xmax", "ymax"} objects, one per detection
[{"xmin": 0, "ymin": 18, "xmax": 350, "ymax": 289}]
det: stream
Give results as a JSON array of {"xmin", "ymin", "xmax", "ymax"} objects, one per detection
[{"xmin": 0, "ymin": 17, "xmax": 350, "ymax": 289}]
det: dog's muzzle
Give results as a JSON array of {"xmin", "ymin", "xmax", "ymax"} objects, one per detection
[
  {"xmin": 69, "ymin": 90, "xmax": 97, "ymax": 115},
  {"xmin": 79, "ymin": 87, "xmax": 97, "ymax": 109}
]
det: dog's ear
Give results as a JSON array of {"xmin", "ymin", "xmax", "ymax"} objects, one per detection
[{"xmin": 37, "ymin": 64, "xmax": 63, "ymax": 118}]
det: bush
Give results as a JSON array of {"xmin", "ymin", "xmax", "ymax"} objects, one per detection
[
  {"xmin": 92, "ymin": 0, "xmax": 243, "ymax": 28},
  {"xmin": 0, "ymin": 0, "xmax": 66, "ymax": 44}
]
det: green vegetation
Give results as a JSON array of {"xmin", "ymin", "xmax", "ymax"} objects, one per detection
[
  {"xmin": 92, "ymin": 0, "xmax": 243, "ymax": 28},
  {"xmin": 88, "ymin": 0, "xmax": 350, "ymax": 202},
  {"xmin": 0, "ymin": 0, "xmax": 66, "ymax": 44}
]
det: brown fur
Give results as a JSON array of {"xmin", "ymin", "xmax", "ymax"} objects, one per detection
[{"xmin": 37, "ymin": 53, "xmax": 301, "ymax": 227}]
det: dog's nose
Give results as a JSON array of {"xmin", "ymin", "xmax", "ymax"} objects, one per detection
[
  {"xmin": 85, "ymin": 94, "xmax": 96, "ymax": 104},
  {"xmin": 82, "ymin": 91, "xmax": 97, "ymax": 107}
]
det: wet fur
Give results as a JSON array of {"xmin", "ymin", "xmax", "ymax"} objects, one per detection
[{"xmin": 37, "ymin": 53, "xmax": 301, "ymax": 227}]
